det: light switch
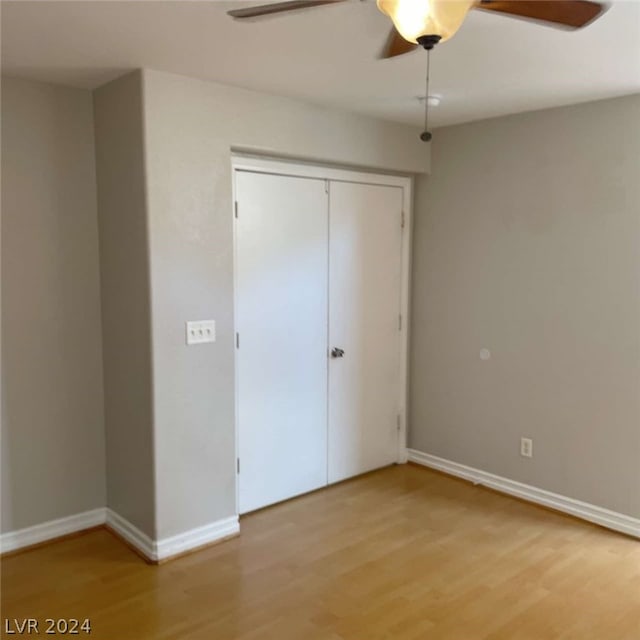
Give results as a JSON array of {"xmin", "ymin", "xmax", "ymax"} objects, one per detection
[{"xmin": 186, "ymin": 320, "xmax": 216, "ymax": 345}]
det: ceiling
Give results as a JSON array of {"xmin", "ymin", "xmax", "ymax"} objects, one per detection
[{"xmin": 2, "ymin": 0, "xmax": 639, "ymax": 127}]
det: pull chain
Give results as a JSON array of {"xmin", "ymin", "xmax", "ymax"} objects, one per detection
[{"xmin": 420, "ymin": 49, "xmax": 432, "ymax": 143}]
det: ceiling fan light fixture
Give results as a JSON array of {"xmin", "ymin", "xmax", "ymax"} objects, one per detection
[{"xmin": 377, "ymin": 0, "xmax": 475, "ymax": 46}]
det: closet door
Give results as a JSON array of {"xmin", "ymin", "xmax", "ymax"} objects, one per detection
[
  {"xmin": 235, "ymin": 171, "xmax": 328, "ymax": 514},
  {"xmin": 328, "ymin": 181, "xmax": 403, "ymax": 484}
]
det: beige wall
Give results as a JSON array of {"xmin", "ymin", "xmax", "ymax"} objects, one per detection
[
  {"xmin": 410, "ymin": 94, "xmax": 640, "ymax": 518},
  {"xmin": 1, "ymin": 77, "xmax": 106, "ymax": 532},
  {"xmin": 3, "ymin": 70, "xmax": 636, "ymax": 542},
  {"xmin": 93, "ymin": 72, "xmax": 156, "ymax": 537},
  {"xmin": 142, "ymin": 69, "xmax": 429, "ymax": 538}
]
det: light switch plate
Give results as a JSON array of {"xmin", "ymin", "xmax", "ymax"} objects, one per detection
[{"xmin": 186, "ymin": 320, "xmax": 216, "ymax": 345}]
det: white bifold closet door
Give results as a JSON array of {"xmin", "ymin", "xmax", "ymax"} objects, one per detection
[
  {"xmin": 327, "ymin": 181, "xmax": 403, "ymax": 484},
  {"xmin": 235, "ymin": 171, "xmax": 329, "ymax": 514},
  {"xmin": 236, "ymin": 168, "xmax": 404, "ymax": 514}
]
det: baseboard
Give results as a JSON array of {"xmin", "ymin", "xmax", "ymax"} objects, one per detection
[
  {"xmin": 407, "ymin": 449, "xmax": 640, "ymax": 540},
  {"xmin": 1, "ymin": 506, "xmax": 240, "ymax": 560},
  {"xmin": 106, "ymin": 509, "xmax": 240, "ymax": 562},
  {"xmin": 105, "ymin": 509, "xmax": 157, "ymax": 561},
  {"xmin": 0, "ymin": 508, "xmax": 106, "ymax": 554},
  {"xmin": 155, "ymin": 516, "xmax": 240, "ymax": 561}
]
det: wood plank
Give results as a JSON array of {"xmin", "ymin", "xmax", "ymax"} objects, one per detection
[{"xmin": 2, "ymin": 464, "xmax": 639, "ymax": 639}]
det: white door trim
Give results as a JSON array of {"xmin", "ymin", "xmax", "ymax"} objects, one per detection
[
  {"xmin": 232, "ymin": 154, "xmax": 412, "ymax": 190},
  {"xmin": 231, "ymin": 155, "xmax": 413, "ymax": 514}
]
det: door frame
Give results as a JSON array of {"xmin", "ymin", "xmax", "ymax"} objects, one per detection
[{"xmin": 231, "ymin": 154, "xmax": 413, "ymax": 515}]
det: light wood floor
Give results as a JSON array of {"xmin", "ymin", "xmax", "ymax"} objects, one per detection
[{"xmin": 2, "ymin": 464, "xmax": 639, "ymax": 640}]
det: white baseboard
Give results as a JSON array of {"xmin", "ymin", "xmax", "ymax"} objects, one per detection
[
  {"xmin": 0, "ymin": 508, "xmax": 106, "ymax": 554},
  {"xmin": 155, "ymin": 516, "xmax": 239, "ymax": 560},
  {"xmin": 407, "ymin": 449, "xmax": 640, "ymax": 540},
  {"xmin": 106, "ymin": 509, "xmax": 240, "ymax": 562},
  {"xmin": 105, "ymin": 508, "xmax": 156, "ymax": 560},
  {"xmin": 1, "ymin": 507, "xmax": 240, "ymax": 560}
]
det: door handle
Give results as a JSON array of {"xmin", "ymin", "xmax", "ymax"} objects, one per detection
[{"xmin": 331, "ymin": 348, "xmax": 345, "ymax": 358}]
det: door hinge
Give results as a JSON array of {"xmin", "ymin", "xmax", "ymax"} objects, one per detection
[
  {"xmin": 236, "ymin": 332, "xmax": 240, "ymax": 348},
  {"xmin": 237, "ymin": 458, "xmax": 240, "ymax": 474},
  {"xmin": 325, "ymin": 179, "xmax": 329, "ymax": 195},
  {"xmin": 398, "ymin": 314, "xmax": 402, "ymax": 331},
  {"xmin": 234, "ymin": 201, "xmax": 238, "ymax": 218},
  {"xmin": 397, "ymin": 414, "xmax": 401, "ymax": 432},
  {"xmin": 401, "ymin": 211, "xmax": 405, "ymax": 229}
]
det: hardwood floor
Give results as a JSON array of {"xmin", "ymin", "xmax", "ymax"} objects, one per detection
[{"xmin": 2, "ymin": 464, "xmax": 639, "ymax": 640}]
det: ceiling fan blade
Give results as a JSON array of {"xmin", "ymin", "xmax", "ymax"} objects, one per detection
[
  {"xmin": 474, "ymin": 1, "xmax": 608, "ymax": 29},
  {"xmin": 228, "ymin": 0, "xmax": 347, "ymax": 19},
  {"xmin": 380, "ymin": 27, "xmax": 419, "ymax": 59}
]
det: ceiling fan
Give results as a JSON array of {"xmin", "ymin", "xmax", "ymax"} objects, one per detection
[{"xmin": 227, "ymin": 0, "xmax": 609, "ymax": 58}]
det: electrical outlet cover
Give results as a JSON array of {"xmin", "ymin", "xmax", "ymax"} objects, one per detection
[{"xmin": 520, "ymin": 437, "xmax": 533, "ymax": 458}]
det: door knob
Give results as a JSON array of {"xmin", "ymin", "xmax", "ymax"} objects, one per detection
[{"xmin": 331, "ymin": 348, "xmax": 345, "ymax": 358}]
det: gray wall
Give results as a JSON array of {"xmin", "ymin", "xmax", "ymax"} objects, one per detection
[
  {"xmin": 93, "ymin": 72, "xmax": 156, "ymax": 537},
  {"xmin": 1, "ymin": 77, "xmax": 106, "ymax": 532},
  {"xmin": 410, "ymin": 94, "xmax": 640, "ymax": 518},
  {"xmin": 142, "ymin": 69, "xmax": 430, "ymax": 538}
]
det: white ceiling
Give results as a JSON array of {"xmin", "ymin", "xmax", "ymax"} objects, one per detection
[{"xmin": 2, "ymin": 0, "xmax": 639, "ymax": 127}]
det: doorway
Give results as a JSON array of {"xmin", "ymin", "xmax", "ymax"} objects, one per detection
[{"xmin": 233, "ymin": 157, "xmax": 412, "ymax": 514}]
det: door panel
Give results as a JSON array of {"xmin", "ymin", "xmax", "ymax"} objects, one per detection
[
  {"xmin": 328, "ymin": 181, "xmax": 403, "ymax": 484},
  {"xmin": 236, "ymin": 171, "xmax": 328, "ymax": 514}
]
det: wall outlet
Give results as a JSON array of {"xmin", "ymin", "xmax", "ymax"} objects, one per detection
[
  {"xmin": 186, "ymin": 320, "xmax": 216, "ymax": 345},
  {"xmin": 520, "ymin": 437, "xmax": 533, "ymax": 458}
]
